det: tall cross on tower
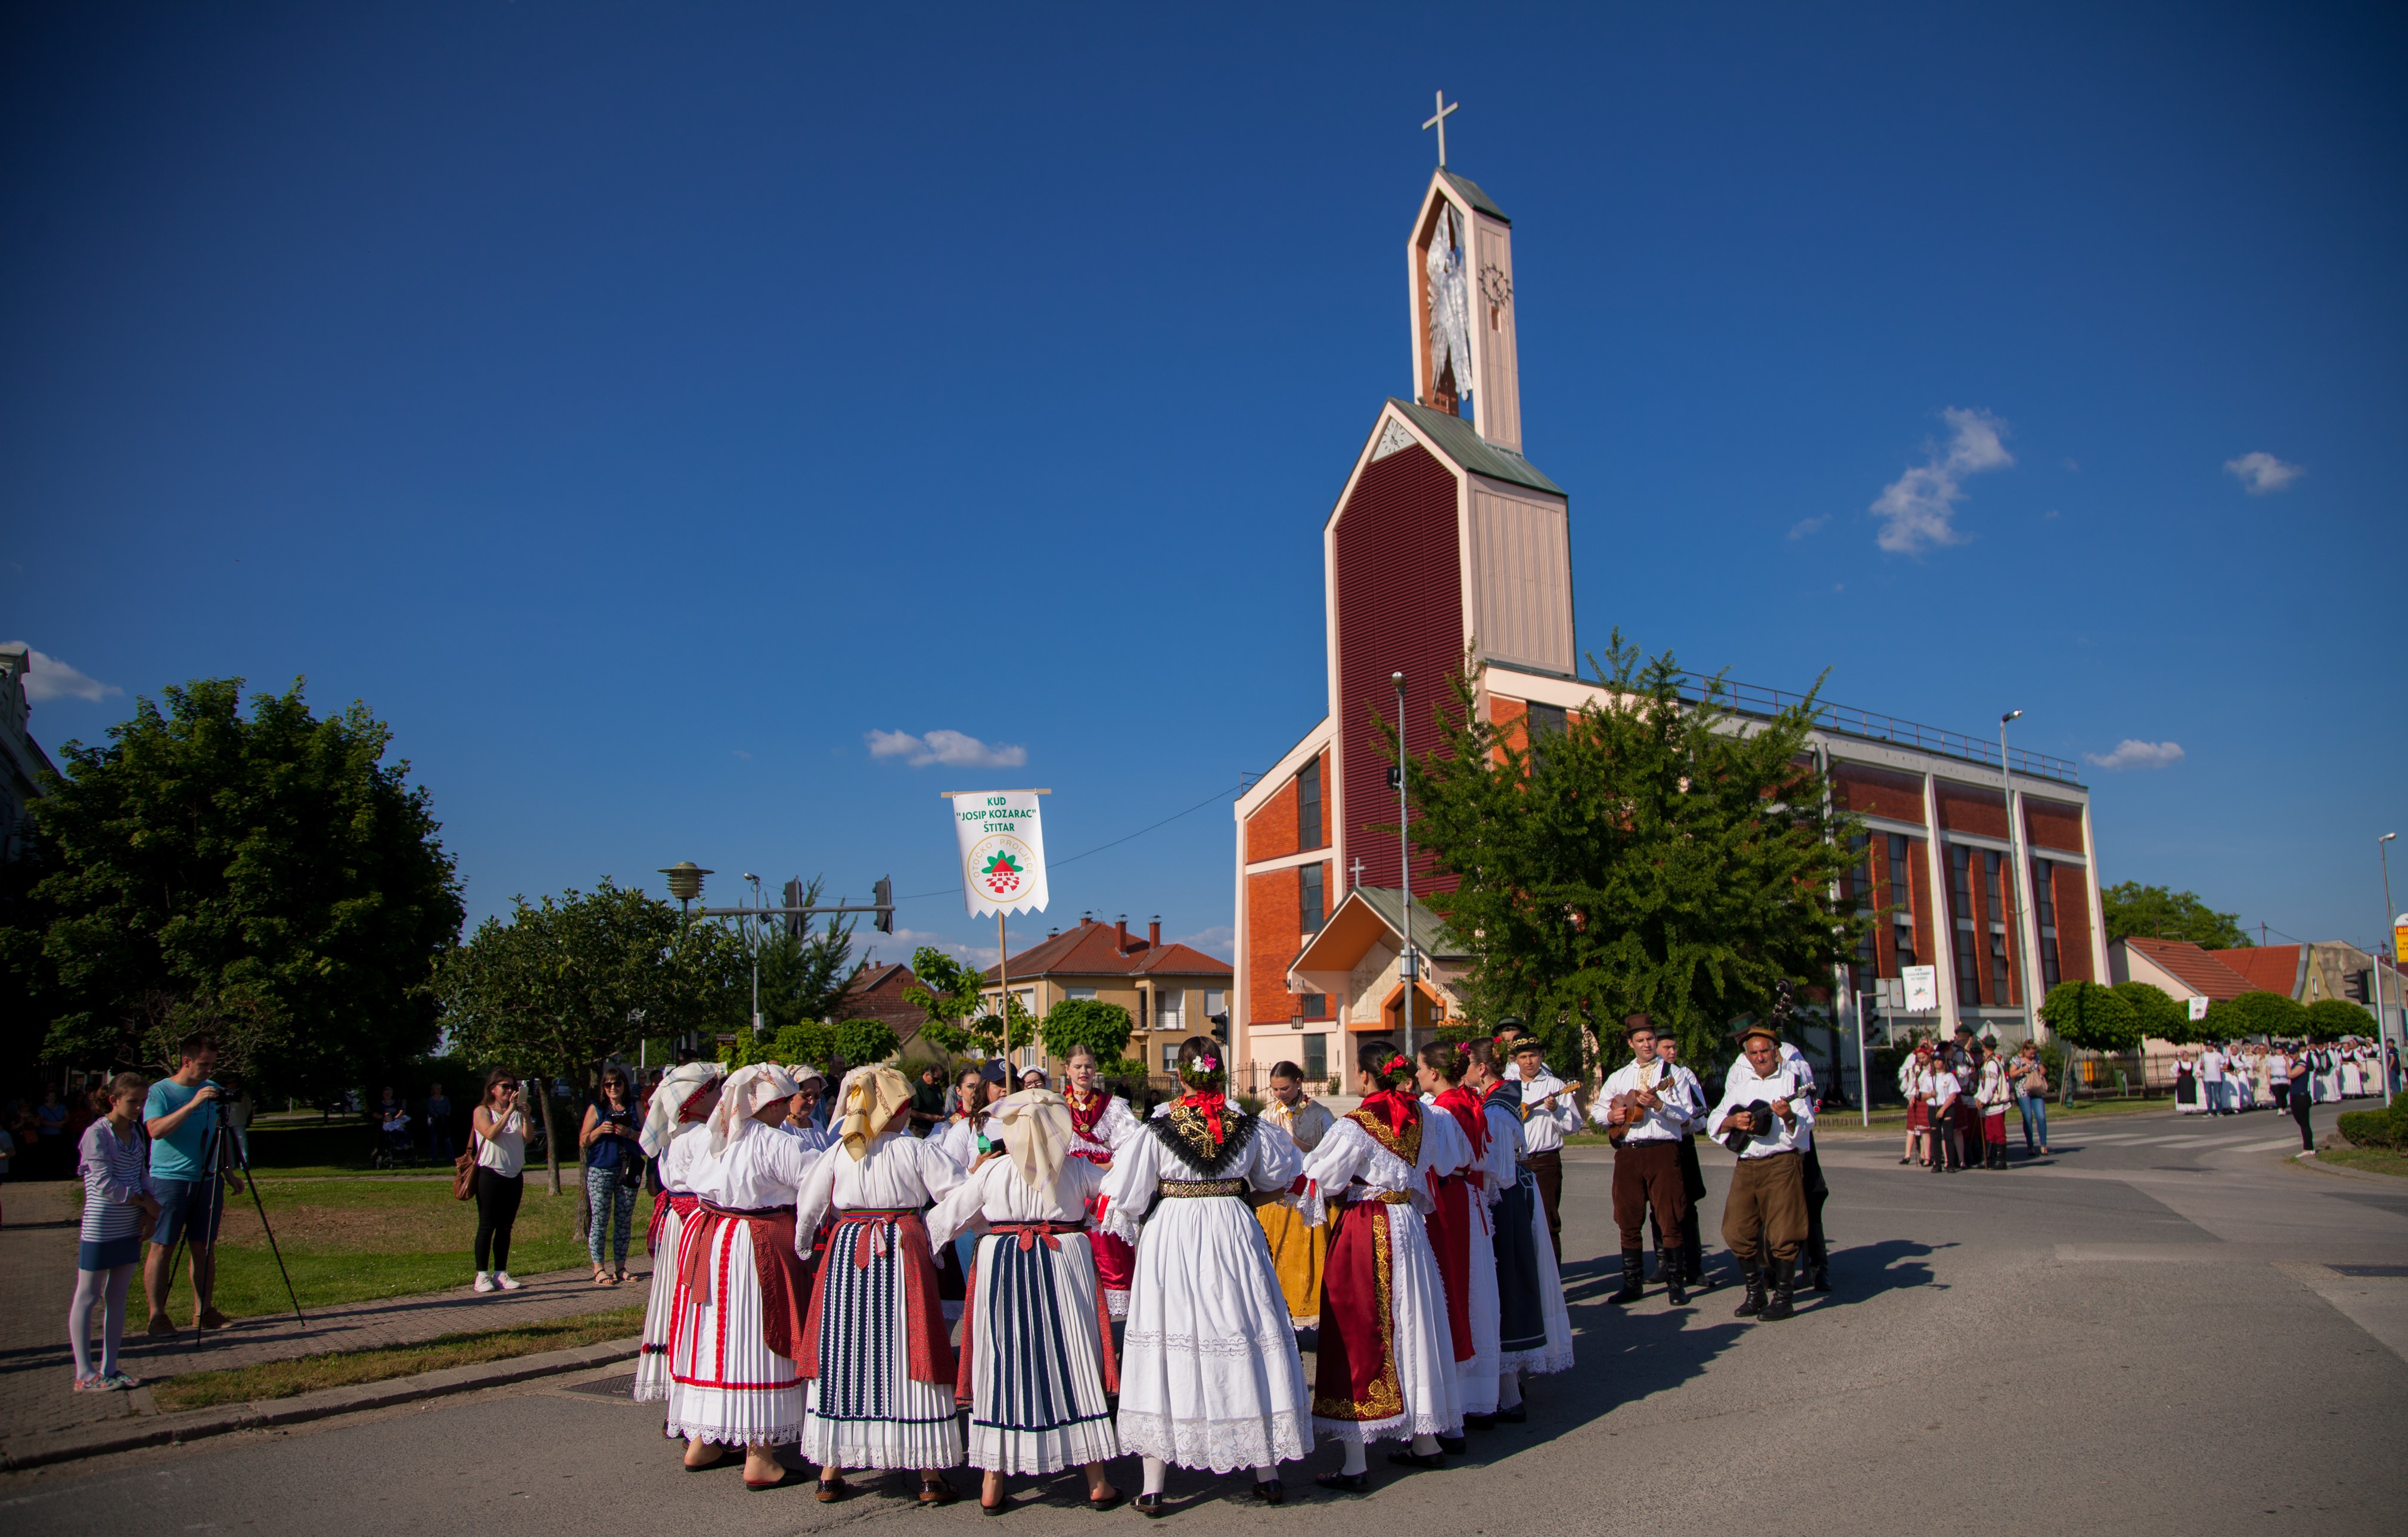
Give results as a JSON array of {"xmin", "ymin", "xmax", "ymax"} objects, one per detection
[
  {"xmin": 1422, "ymin": 91, "xmax": 1459, "ymax": 167},
  {"xmin": 1350, "ymin": 856, "xmax": 1365, "ymax": 891}
]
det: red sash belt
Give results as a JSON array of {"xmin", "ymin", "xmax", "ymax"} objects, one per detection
[
  {"xmin": 647, "ymin": 1188, "xmax": 698, "ymax": 1256},
  {"xmin": 676, "ymin": 1201, "xmax": 810, "ymax": 1365},
  {"xmin": 797, "ymin": 1208, "xmax": 953, "ymax": 1388},
  {"xmin": 953, "ymin": 1221, "xmax": 1118, "ymax": 1407}
]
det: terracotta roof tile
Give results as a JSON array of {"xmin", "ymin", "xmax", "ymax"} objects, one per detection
[
  {"xmin": 2206, "ymin": 945, "xmax": 2303, "ymax": 997},
  {"xmin": 2121, "ymin": 937, "xmax": 2258, "ymax": 1000},
  {"xmin": 981, "ymin": 919, "xmax": 1231, "ymax": 983}
]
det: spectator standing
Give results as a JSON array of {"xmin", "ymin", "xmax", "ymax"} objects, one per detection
[
  {"xmin": 580, "ymin": 1065, "xmax": 642, "ymax": 1284},
  {"xmin": 2199, "ymin": 1041, "xmax": 2230, "ymax": 1115},
  {"xmin": 2288, "ymin": 1046, "xmax": 2317, "ymax": 1155},
  {"xmin": 424, "ymin": 1083, "xmax": 453, "ymax": 1163},
  {"xmin": 72, "ymin": 1072, "xmax": 159, "ymax": 1389},
  {"xmin": 142, "ymin": 1034, "xmax": 243, "ymax": 1333},
  {"xmin": 2267, "ymin": 1049, "xmax": 2292, "ymax": 1112},
  {"xmin": 2011, "ymin": 1040, "xmax": 2050, "ymax": 1156},
  {"xmin": 908, "ymin": 1063, "xmax": 947, "ymax": 1136},
  {"xmin": 471, "ymin": 1068, "xmax": 529, "ymax": 1293},
  {"xmin": 37, "ymin": 1088, "xmax": 70, "ymax": 1179}
]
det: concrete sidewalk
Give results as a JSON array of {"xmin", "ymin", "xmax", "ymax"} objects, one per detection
[{"xmin": 0, "ymin": 1179, "xmax": 654, "ymax": 1456}]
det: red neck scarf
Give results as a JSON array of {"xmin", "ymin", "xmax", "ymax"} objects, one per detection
[
  {"xmin": 1433, "ymin": 1084, "xmax": 1489, "ymax": 1163},
  {"xmin": 1360, "ymin": 1087, "xmax": 1418, "ymax": 1137},
  {"xmin": 1178, "ymin": 1090, "xmax": 1227, "ymax": 1146}
]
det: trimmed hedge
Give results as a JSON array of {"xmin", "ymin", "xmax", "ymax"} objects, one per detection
[{"xmin": 2336, "ymin": 1100, "xmax": 2408, "ymax": 1150}]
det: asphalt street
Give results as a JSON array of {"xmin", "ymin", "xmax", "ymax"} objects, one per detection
[{"xmin": 6, "ymin": 1100, "xmax": 2403, "ymax": 1536}]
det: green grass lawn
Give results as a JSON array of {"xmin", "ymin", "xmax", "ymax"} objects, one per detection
[
  {"xmin": 123, "ymin": 1172, "xmax": 612, "ymax": 1324},
  {"xmin": 2318, "ymin": 1142, "xmax": 2408, "ymax": 1178}
]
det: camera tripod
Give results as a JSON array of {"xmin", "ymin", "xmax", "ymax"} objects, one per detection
[{"xmin": 158, "ymin": 1085, "xmax": 305, "ymax": 1337}]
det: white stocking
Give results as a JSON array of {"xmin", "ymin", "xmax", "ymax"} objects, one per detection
[
  {"xmin": 1252, "ymin": 1465, "xmax": 1276, "ymax": 1485},
  {"xmin": 1340, "ymin": 1440, "xmax": 1367, "ymax": 1476},
  {"xmin": 1410, "ymin": 1433, "xmax": 1440, "ymax": 1456},
  {"xmin": 1499, "ymin": 1367, "xmax": 1524, "ymax": 1410},
  {"xmin": 1142, "ymin": 1456, "xmax": 1167, "ymax": 1496},
  {"xmin": 68, "ymin": 1269, "xmax": 104, "ymax": 1379}
]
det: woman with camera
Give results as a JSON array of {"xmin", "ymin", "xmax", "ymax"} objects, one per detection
[
  {"xmin": 471, "ymin": 1068, "xmax": 529, "ymax": 1293},
  {"xmin": 581, "ymin": 1065, "xmax": 644, "ymax": 1286}
]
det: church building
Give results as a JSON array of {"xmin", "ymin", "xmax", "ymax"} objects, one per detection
[{"xmin": 1229, "ymin": 140, "xmax": 2110, "ymax": 1097}]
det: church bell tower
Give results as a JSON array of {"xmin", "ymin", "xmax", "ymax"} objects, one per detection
[{"xmin": 1407, "ymin": 161, "xmax": 1523, "ymax": 454}]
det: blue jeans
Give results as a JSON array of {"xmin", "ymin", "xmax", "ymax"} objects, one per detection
[{"xmin": 2015, "ymin": 1093, "xmax": 2047, "ymax": 1151}]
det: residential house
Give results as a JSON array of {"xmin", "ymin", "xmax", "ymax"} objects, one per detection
[{"xmin": 980, "ymin": 917, "xmax": 1233, "ymax": 1082}]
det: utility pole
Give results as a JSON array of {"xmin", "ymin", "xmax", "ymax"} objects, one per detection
[
  {"xmin": 1999, "ymin": 713, "xmax": 2040, "ymax": 1047},
  {"xmin": 2382, "ymin": 834, "xmax": 2399, "ymax": 1107},
  {"xmin": 1395, "ymin": 671, "xmax": 1418, "ymax": 1059}
]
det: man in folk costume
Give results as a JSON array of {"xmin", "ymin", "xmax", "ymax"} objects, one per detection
[
  {"xmin": 1059, "ymin": 1041, "xmax": 1142, "ymax": 1321},
  {"xmin": 793, "ymin": 1065, "xmax": 969, "ymax": 1506},
  {"xmin": 1299, "ymin": 1043, "xmax": 1464, "ymax": 1492},
  {"xmin": 1727, "ymin": 1035, "xmax": 1833, "ymax": 1292},
  {"xmin": 1098, "ymin": 1037, "xmax": 1310, "ymax": 1514},
  {"xmin": 633, "ymin": 1062, "xmax": 723, "ymax": 1418},
  {"xmin": 1507, "ymin": 1037, "xmax": 1579, "ymax": 1264},
  {"xmin": 928, "ymin": 1087, "xmax": 1124, "ymax": 1514},
  {"xmin": 1707, "ymin": 1020, "xmax": 1818, "ymax": 1323},
  {"xmin": 1972, "ymin": 1042, "xmax": 2013, "ymax": 1171},
  {"xmin": 1593, "ymin": 1014, "xmax": 1699, "ymax": 1306},
  {"xmin": 1459, "ymin": 1040, "xmax": 1573, "ymax": 1420},
  {"xmin": 1255, "ymin": 1059, "xmax": 1335, "ymax": 1328},
  {"xmin": 1651, "ymin": 1035, "xmax": 1712, "ymax": 1290},
  {"xmin": 1416, "ymin": 1040, "xmax": 1497, "ymax": 1438},
  {"xmin": 662, "ymin": 1063, "xmax": 824, "ymax": 1486}
]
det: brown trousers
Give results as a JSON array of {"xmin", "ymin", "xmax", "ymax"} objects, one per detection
[
  {"xmin": 1611, "ymin": 1140, "xmax": 1689, "ymax": 1250},
  {"xmin": 1526, "ymin": 1149, "xmax": 1564, "ymax": 1261},
  {"xmin": 1722, "ymin": 1152, "xmax": 1807, "ymax": 1261}
]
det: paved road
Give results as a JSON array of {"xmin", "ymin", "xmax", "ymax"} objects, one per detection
[{"xmin": 4, "ymin": 1102, "xmax": 2402, "ymax": 1536}]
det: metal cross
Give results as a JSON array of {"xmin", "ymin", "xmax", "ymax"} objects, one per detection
[
  {"xmin": 1350, "ymin": 857, "xmax": 1366, "ymax": 891},
  {"xmin": 1422, "ymin": 91, "xmax": 1458, "ymax": 167}
]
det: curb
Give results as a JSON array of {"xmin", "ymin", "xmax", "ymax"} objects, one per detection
[{"xmin": 1, "ymin": 1336, "xmax": 641, "ymax": 1472}]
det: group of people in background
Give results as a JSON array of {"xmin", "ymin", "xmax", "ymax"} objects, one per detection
[
  {"xmin": 2173, "ymin": 1038, "xmax": 2393, "ymax": 1116},
  {"xmin": 626, "ymin": 1031, "xmax": 1577, "ymax": 1511},
  {"xmin": 1900, "ymin": 1029, "xmax": 2054, "ymax": 1171}
]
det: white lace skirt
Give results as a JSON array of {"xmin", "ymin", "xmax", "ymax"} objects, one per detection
[
  {"xmin": 1313, "ymin": 1200, "xmax": 1464, "ymax": 1446},
  {"xmin": 633, "ymin": 1204, "xmax": 686, "ymax": 1405},
  {"xmin": 664, "ymin": 1216, "xmax": 803, "ymax": 1446},
  {"xmin": 1456, "ymin": 1202, "xmax": 1501, "ymax": 1416},
  {"xmin": 965, "ymin": 1231, "xmax": 1118, "ymax": 1474},
  {"xmin": 1116, "ymin": 1194, "xmax": 1313, "ymax": 1472}
]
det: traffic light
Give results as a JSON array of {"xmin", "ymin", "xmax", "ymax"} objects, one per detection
[
  {"xmin": 2345, "ymin": 970, "xmax": 2371, "ymax": 1003},
  {"xmin": 873, "ymin": 875, "xmax": 894, "ymax": 934},
  {"xmin": 782, "ymin": 878, "xmax": 807, "ymax": 939}
]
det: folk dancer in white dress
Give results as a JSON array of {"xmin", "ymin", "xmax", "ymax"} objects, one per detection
[
  {"xmin": 1415, "ymin": 1042, "xmax": 1492, "ymax": 1438},
  {"xmin": 793, "ymin": 1065, "xmax": 968, "ymax": 1505},
  {"xmin": 1097, "ymin": 1037, "xmax": 1312, "ymax": 1514},
  {"xmin": 1059, "ymin": 1043, "xmax": 1143, "ymax": 1320},
  {"xmin": 931, "ymin": 1063, "xmax": 1003, "ymax": 1318},
  {"xmin": 633, "ymin": 1062, "xmax": 724, "ymax": 1414},
  {"xmin": 1256, "ymin": 1061, "xmax": 1335, "ymax": 1327},
  {"xmin": 662, "ymin": 1064, "xmax": 824, "ymax": 1487},
  {"xmin": 1708, "ymin": 1021, "xmax": 1818, "ymax": 1321},
  {"xmin": 1461, "ymin": 1040, "xmax": 1573, "ymax": 1420},
  {"xmin": 2340, "ymin": 1042, "xmax": 2366, "ymax": 1100},
  {"xmin": 1300, "ymin": 1043, "xmax": 1465, "ymax": 1492},
  {"xmin": 927, "ymin": 1088, "xmax": 1124, "ymax": 1514}
]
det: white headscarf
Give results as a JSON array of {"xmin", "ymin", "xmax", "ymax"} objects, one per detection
[
  {"xmin": 987, "ymin": 1087, "xmax": 1074, "ymax": 1190},
  {"xmin": 638, "ymin": 1062, "xmax": 726, "ymax": 1158},
  {"xmin": 786, "ymin": 1063, "xmax": 826, "ymax": 1093},
  {"xmin": 706, "ymin": 1062, "xmax": 798, "ymax": 1156}
]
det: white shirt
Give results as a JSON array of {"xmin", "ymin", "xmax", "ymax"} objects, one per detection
[
  {"xmin": 1065, "ymin": 1090, "xmax": 1142, "ymax": 1162},
  {"xmin": 1514, "ymin": 1069, "xmax": 1582, "ymax": 1154},
  {"xmin": 777, "ymin": 1120, "xmax": 838, "ymax": 1156},
  {"xmin": 657, "ymin": 1126, "xmax": 708, "ymax": 1193},
  {"xmin": 932, "ymin": 1114, "xmax": 994, "ymax": 1170},
  {"xmin": 1297, "ymin": 1106, "xmax": 1447, "ymax": 1216},
  {"xmin": 2199, "ymin": 1049, "xmax": 2227, "ymax": 1083},
  {"xmin": 474, "ymin": 1109, "xmax": 527, "ymax": 1178},
  {"xmin": 1592, "ymin": 1060, "xmax": 1701, "ymax": 1144},
  {"xmin": 689, "ymin": 1121, "xmax": 823, "ymax": 1212},
  {"xmin": 1916, "ymin": 1067, "xmax": 1959, "ymax": 1111},
  {"xmin": 927, "ymin": 1153, "xmax": 1106, "ymax": 1249},
  {"xmin": 1707, "ymin": 1062, "xmax": 1816, "ymax": 1158},
  {"xmin": 1095, "ymin": 1108, "xmax": 1303, "ymax": 1243},
  {"xmin": 1975, "ymin": 1059, "xmax": 2012, "ymax": 1109},
  {"xmin": 794, "ymin": 1131, "xmax": 966, "ymax": 1252}
]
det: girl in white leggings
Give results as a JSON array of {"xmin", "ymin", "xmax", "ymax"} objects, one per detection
[{"xmin": 73, "ymin": 1074, "xmax": 161, "ymax": 1389}]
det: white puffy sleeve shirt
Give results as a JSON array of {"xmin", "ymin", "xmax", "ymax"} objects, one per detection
[
  {"xmin": 689, "ymin": 1122, "xmax": 822, "ymax": 1211},
  {"xmin": 927, "ymin": 1155, "xmax": 1106, "ymax": 1249},
  {"xmin": 793, "ymin": 1132, "xmax": 966, "ymax": 1255},
  {"xmin": 657, "ymin": 1127, "xmax": 707, "ymax": 1193},
  {"xmin": 1515, "ymin": 1072, "xmax": 1582, "ymax": 1153},
  {"xmin": 1297, "ymin": 1109, "xmax": 1445, "ymax": 1221},
  {"xmin": 1705, "ymin": 1065, "xmax": 1817, "ymax": 1158},
  {"xmin": 1095, "ymin": 1110, "xmax": 1300, "ymax": 1244}
]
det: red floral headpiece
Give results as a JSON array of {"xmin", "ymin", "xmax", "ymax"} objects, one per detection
[{"xmin": 1381, "ymin": 1054, "xmax": 1412, "ymax": 1078}]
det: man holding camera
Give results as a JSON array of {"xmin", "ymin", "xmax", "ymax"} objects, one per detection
[
  {"xmin": 1706, "ymin": 1020, "xmax": 1815, "ymax": 1323},
  {"xmin": 142, "ymin": 1032, "xmax": 244, "ymax": 1334}
]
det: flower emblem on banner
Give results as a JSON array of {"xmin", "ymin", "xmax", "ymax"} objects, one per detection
[{"xmin": 980, "ymin": 849, "xmax": 1024, "ymax": 898}]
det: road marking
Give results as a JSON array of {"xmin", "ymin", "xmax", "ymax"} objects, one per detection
[{"xmin": 2277, "ymin": 1263, "xmax": 2408, "ymax": 1367}]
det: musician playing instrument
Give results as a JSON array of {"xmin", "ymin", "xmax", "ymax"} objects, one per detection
[
  {"xmin": 1590, "ymin": 1014, "xmax": 1702, "ymax": 1306},
  {"xmin": 1705, "ymin": 1019, "xmax": 1816, "ymax": 1323}
]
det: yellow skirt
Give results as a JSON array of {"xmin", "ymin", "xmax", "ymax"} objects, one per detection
[{"xmin": 1256, "ymin": 1200, "xmax": 1326, "ymax": 1327}]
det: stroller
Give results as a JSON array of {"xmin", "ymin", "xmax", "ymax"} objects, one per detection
[{"xmin": 369, "ymin": 1111, "xmax": 418, "ymax": 1169}]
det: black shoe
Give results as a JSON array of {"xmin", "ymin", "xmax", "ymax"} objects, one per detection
[
  {"xmin": 1494, "ymin": 1405, "xmax": 1528, "ymax": 1423},
  {"xmin": 1809, "ymin": 1261, "xmax": 1831, "ymax": 1293},
  {"xmin": 1435, "ymin": 1435, "xmax": 1467, "ymax": 1456},
  {"xmin": 1660, "ymin": 1246, "xmax": 1688, "ymax": 1305},
  {"xmin": 1611, "ymin": 1247, "xmax": 1646, "ymax": 1304},
  {"xmin": 1761, "ymin": 1257, "xmax": 1796, "ymax": 1321},
  {"xmin": 1388, "ymin": 1451, "xmax": 1446, "ymax": 1471},
  {"xmin": 1733, "ymin": 1258, "xmax": 1766, "ymax": 1318},
  {"xmin": 1135, "ymin": 1492, "xmax": 1169, "ymax": 1518},
  {"xmin": 1250, "ymin": 1480, "xmax": 1284, "ymax": 1505},
  {"xmin": 1463, "ymin": 1413, "xmax": 1496, "ymax": 1431},
  {"xmin": 1315, "ymin": 1473, "xmax": 1368, "ymax": 1494}
]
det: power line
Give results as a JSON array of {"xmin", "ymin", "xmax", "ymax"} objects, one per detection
[{"xmin": 895, "ymin": 781, "xmax": 1242, "ymax": 902}]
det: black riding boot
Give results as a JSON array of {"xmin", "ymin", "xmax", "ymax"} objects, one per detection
[
  {"xmin": 1612, "ymin": 1247, "xmax": 1646, "ymax": 1303},
  {"xmin": 1733, "ymin": 1256, "xmax": 1766, "ymax": 1318},
  {"xmin": 1761, "ymin": 1256, "xmax": 1797, "ymax": 1321},
  {"xmin": 1681, "ymin": 1231, "xmax": 1705, "ymax": 1287},
  {"xmin": 1659, "ymin": 1244, "xmax": 1687, "ymax": 1305},
  {"xmin": 1805, "ymin": 1234, "xmax": 1831, "ymax": 1293}
]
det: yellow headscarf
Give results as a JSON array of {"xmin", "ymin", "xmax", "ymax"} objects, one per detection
[
  {"xmin": 987, "ymin": 1088, "xmax": 1074, "ymax": 1189},
  {"xmin": 835, "ymin": 1064, "xmax": 913, "ymax": 1160}
]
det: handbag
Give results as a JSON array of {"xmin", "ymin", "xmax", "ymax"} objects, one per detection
[
  {"xmin": 2019, "ymin": 1066, "xmax": 2048, "ymax": 1096},
  {"xmin": 453, "ymin": 1130, "xmax": 481, "ymax": 1202}
]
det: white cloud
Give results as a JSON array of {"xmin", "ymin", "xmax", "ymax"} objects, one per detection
[
  {"xmin": 1787, "ymin": 514, "xmax": 1830, "ymax": 539},
  {"xmin": 4, "ymin": 643, "xmax": 122, "ymax": 703},
  {"xmin": 865, "ymin": 728, "xmax": 1027, "ymax": 768},
  {"xmin": 2224, "ymin": 451, "xmax": 2302, "ymax": 495},
  {"xmin": 1172, "ymin": 925, "xmax": 1235, "ymax": 959},
  {"xmin": 2084, "ymin": 739, "xmax": 2185, "ymax": 771},
  {"xmin": 1869, "ymin": 407, "xmax": 2014, "ymax": 553}
]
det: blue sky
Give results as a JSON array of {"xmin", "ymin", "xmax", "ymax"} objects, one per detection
[{"xmin": 5, "ymin": 3, "xmax": 2402, "ymax": 969}]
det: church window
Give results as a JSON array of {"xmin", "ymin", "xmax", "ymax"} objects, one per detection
[
  {"xmin": 1525, "ymin": 703, "xmax": 1567, "ymax": 772},
  {"xmin": 1300, "ymin": 864, "xmax": 1326, "ymax": 932},
  {"xmin": 1298, "ymin": 758, "xmax": 1322, "ymax": 850}
]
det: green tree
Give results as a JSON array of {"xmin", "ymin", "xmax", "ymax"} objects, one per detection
[
  {"xmin": 2201, "ymin": 990, "xmax": 2307, "ymax": 1042},
  {"xmin": 2, "ymin": 678, "xmax": 462, "ymax": 1102},
  {"xmin": 442, "ymin": 880, "xmax": 745, "ymax": 1192},
  {"xmin": 902, "ymin": 946, "xmax": 990, "ymax": 1057},
  {"xmin": 754, "ymin": 876, "xmax": 864, "ymax": 1032},
  {"xmin": 2041, "ymin": 980, "xmax": 2138, "ymax": 1052},
  {"xmin": 1400, "ymin": 636, "xmax": 1865, "ymax": 1077},
  {"xmin": 2102, "ymin": 882, "xmax": 2251, "ymax": 949},
  {"xmin": 832, "ymin": 1017, "xmax": 901, "ymax": 1067},
  {"xmin": 1040, "ymin": 998, "xmax": 1135, "ymax": 1063},
  {"xmin": 2111, "ymin": 979, "xmax": 2190, "ymax": 1046},
  {"xmin": 2301, "ymin": 998, "xmax": 2373, "ymax": 1044}
]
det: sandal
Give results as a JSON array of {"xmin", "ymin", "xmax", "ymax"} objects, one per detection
[
  {"xmin": 816, "ymin": 1476, "xmax": 848, "ymax": 1503},
  {"xmin": 920, "ymin": 1474, "xmax": 959, "ymax": 1506},
  {"xmin": 594, "ymin": 1267, "xmax": 614, "ymax": 1286}
]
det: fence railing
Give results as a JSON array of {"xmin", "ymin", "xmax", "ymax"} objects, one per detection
[{"xmin": 1673, "ymin": 673, "xmax": 2082, "ymax": 785}]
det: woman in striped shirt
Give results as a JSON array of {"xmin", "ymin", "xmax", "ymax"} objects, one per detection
[{"xmin": 74, "ymin": 1072, "xmax": 160, "ymax": 1390}]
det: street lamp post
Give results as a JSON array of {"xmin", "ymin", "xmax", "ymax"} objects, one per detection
[
  {"xmin": 1998, "ymin": 713, "xmax": 2040, "ymax": 1054},
  {"xmin": 1395, "ymin": 671, "xmax": 1418, "ymax": 1059},
  {"xmin": 745, "ymin": 873, "xmax": 763, "ymax": 1040},
  {"xmin": 658, "ymin": 862, "xmax": 711, "ymax": 924}
]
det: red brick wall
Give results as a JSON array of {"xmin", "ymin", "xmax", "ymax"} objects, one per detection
[
  {"xmin": 2053, "ymin": 866, "xmax": 2095, "ymax": 982},
  {"xmin": 1247, "ymin": 777, "xmax": 1300, "ymax": 864},
  {"xmin": 1489, "ymin": 695, "xmax": 1527, "ymax": 766},
  {"xmin": 1246, "ymin": 868, "xmax": 1302, "ymax": 1026},
  {"xmin": 1335, "ymin": 443, "xmax": 1462, "ymax": 895},
  {"xmin": 1834, "ymin": 764, "xmax": 1926, "ymax": 823},
  {"xmin": 1934, "ymin": 779, "xmax": 2009, "ymax": 838},
  {"xmin": 2025, "ymin": 796, "xmax": 2085, "ymax": 855}
]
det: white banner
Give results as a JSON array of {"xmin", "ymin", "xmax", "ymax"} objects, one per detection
[
  {"xmin": 2188, "ymin": 994, "xmax": 2210, "ymax": 1022},
  {"xmin": 949, "ymin": 791, "xmax": 1050, "ymax": 918},
  {"xmin": 1901, "ymin": 964, "xmax": 1939, "ymax": 1013}
]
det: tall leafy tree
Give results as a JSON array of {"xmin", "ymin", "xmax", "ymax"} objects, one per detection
[
  {"xmin": 1399, "ymin": 636, "xmax": 1865, "ymax": 1077},
  {"xmin": 2204, "ymin": 989, "xmax": 2308, "ymax": 1042},
  {"xmin": 754, "ymin": 876, "xmax": 864, "ymax": 1031},
  {"xmin": 903, "ymin": 946, "xmax": 993, "ymax": 1058},
  {"xmin": 1040, "ymin": 998, "xmax": 1135, "ymax": 1063},
  {"xmin": 442, "ymin": 880, "xmax": 745, "ymax": 1191},
  {"xmin": 4, "ymin": 678, "xmax": 462, "ymax": 1100},
  {"xmin": 2301, "ymin": 997, "xmax": 2373, "ymax": 1045},
  {"xmin": 2102, "ymin": 882, "xmax": 2252, "ymax": 949}
]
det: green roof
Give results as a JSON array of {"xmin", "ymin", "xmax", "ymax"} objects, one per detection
[
  {"xmin": 1439, "ymin": 169, "xmax": 1509, "ymax": 224},
  {"xmin": 1347, "ymin": 886, "xmax": 1471, "ymax": 959},
  {"xmin": 1387, "ymin": 400, "xmax": 1565, "ymax": 497}
]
